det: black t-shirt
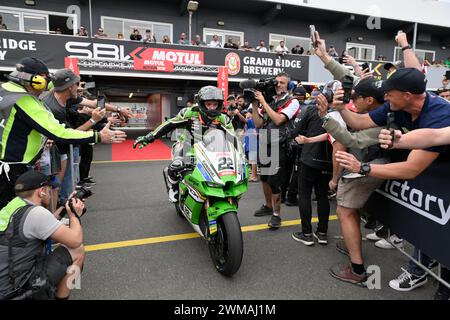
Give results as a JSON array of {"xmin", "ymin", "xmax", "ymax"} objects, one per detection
[
  {"xmin": 231, "ymin": 112, "xmax": 246, "ymax": 131},
  {"xmin": 41, "ymin": 92, "xmax": 67, "ymax": 126},
  {"xmin": 294, "ymin": 106, "xmax": 332, "ymax": 171}
]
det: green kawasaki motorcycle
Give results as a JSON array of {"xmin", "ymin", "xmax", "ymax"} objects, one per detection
[{"xmin": 163, "ymin": 129, "xmax": 248, "ymax": 276}]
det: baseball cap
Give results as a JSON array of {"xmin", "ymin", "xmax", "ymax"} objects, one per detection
[
  {"xmin": 52, "ymin": 68, "xmax": 80, "ymax": 92},
  {"xmin": 381, "ymin": 68, "xmax": 427, "ymax": 94},
  {"xmin": 354, "ymin": 78, "xmax": 385, "ymax": 102},
  {"xmin": 383, "ymin": 60, "xmax": 402, "ymax": 71},
  {"xmin": 15, "ymin": 57, "xmax": 49, "ymax": 75},
  {"xmin": 227, "ymin": 95, "xmax": 235, "ymax": 101},
  {"xmin": 293, "ymin": 86, "xmax": 307, "ymax": 96},
  {"xmin": 445, "ymin": 70, "xmax": 450, "ymax": 80},
  {"xmin": 14, "ymin": 171, "xmax": 59, "ymax": 193}
]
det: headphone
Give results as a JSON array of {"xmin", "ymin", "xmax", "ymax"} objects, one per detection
[
  {"xmin": 287, "ymin": 81, "xmax": 296, "ymax": 92},
  {"xmin": 12, "ymin": 63, "xmax": 49, "ymax": 91}
]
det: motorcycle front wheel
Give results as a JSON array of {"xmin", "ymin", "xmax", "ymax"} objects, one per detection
[{"xmin": 208, "ymin": 212, "xmax": 243, "ymax": 277}]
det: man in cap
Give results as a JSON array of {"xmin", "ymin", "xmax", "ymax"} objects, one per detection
[
  {"xmin": 0, "ymin": 58, "xmax": 126, "ymax": 209},
  {"xmin": 0, "ymin": 170, "xmax": 86, "ymax": 299},
  {"xmin": 317, "ymin": 77, "xmax": 391, "ymax": 285},
  {"xmin": 334, "ymin": 68, "xmax": 450, "ymax": 291},
  {"xmin": 40, "ymin": 69, "xmax": 109, "ymax": 199}
]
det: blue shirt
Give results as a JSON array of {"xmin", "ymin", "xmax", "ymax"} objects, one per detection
[{"xmin": 369, "ymin": 92, "xmax": 450, "ymax": 153}]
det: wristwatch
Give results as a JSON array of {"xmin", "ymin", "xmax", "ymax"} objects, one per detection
[
  {"xmin": 401, "ymin": 45, "xmax": 412, "ymax": 51},
  {"xmin": 359, "ymin": 162, "xmax": 371, "ymax": 176},
  {"xmin": 89, "ymin": 118, "xmax": 97, "ymax": 125},
  {"xmin": 321, "ymin": 113, "xmax": 331, "ymax": 124}
]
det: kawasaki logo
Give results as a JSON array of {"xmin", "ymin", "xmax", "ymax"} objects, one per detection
[
  {"xmin": 65, "ymin": 41, "xmax": 130, "ymax": 60},
  {"xmin": 376, "ymin": 180, "xmax": 450, "ymax": 225}
]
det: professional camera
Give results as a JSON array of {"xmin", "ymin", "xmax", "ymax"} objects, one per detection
[
  {"xmin": 58, "ymin": 186, "xmax": 93, "ymax": 218},
  {"xmin": 239, "ymin": 78, "xmax": 278, "ymax": 104}
]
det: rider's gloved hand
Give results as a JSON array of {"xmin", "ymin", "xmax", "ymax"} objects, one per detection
[{"xmin": 133, "ymin": 133, "xmax": 155, "ymax": 149}]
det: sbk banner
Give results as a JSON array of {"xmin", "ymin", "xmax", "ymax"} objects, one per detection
[
  {"xmin": 0, "ymin": 32, "xmax": 309, "ymax": 81},
  {"xmin": 217, "ymin": 67, "xmax": 228, "ymax": 104},
  {"xmin": 364, "ymin": 155, "xmax": 450, "ymax": 267}
]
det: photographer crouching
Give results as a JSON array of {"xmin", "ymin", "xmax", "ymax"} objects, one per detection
[
  {"xmin": 0, "ymin": 171, "xmax": 86, "ymax": 300},
  {"xmin": 250, "ymin": 72, "xmax": 300, "ymax": 229}
]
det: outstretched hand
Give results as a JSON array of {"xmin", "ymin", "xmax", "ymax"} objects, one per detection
[
  {"xmin": 133, "ymin": 134, "xmax": 154, "ymax": 149},
  {"xmin": 99, "ymin": 122, "xmax": 127, "ymax": 144}
]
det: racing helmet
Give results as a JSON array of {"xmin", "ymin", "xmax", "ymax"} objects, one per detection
[{"xmin": 197, "ymin": 86, "xmax": 224, "ymax": 118}]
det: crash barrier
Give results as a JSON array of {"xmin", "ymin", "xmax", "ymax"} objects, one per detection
[{"xmin": 364, "ymin": 150, "xmax": 450, "ymax": 289}]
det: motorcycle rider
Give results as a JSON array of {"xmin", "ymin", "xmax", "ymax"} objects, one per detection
[{"xmin": 133, "ymin": 86, "xmax": 234, "ymax": 202}]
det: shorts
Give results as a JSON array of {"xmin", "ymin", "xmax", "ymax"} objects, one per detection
[
  {"xmin": 336, "ymin": 176, "xmax": 384, "ymax": 209},
  {"xmin": 2, "ymin": 246, "xmax": 73, "ymax": 300},
  {"xmin": 260, "ymin": 163, "xmax": 287, "ymax": 194},
  {"xmin": 40, "ymin": 246, "xmax": 73, "ymax": 287}
]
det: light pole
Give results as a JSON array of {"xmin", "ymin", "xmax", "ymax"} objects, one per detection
[{"xmin": 187, "ymin": 1, "xmax": 199, "ymax": 45}]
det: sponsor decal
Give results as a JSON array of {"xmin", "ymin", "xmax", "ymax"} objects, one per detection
[
  {"xmin": 217, "ymin": 66, "xmax": 228, "ymax": 102},
  {"xmin": 64, "ymin": 57, "xmax": 79, "ymax": 75},
  {"xmin": 225, "ymin": 52, "xmax": 241, "ymax": 76},
  {"xmin": 129, "ymin": 47, "xmax": 204, "ymax": 72},
  {"xmin": 197, "ymin": 162, "xmax": 212, "ymax": 182},
  {"xmin": 377, "ymin": 180, "xmax": 450, "ymax": 226}
]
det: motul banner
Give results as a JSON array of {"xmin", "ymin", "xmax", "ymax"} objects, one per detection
[
  {"xmin": 129, "ymin": 47, "xmax": 203, "ymax": 72},
  {"xmin": 364, "ymin": 154, "xmax": 450, "ymax": 267},
  {"xmin": 217, "ymin": 66, "xmax": 228, "ymax": 104}
]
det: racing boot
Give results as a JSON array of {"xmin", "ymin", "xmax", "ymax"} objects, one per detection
[{"xmin": 166, "ymin": 159, "xmax": 185, "ymax": 203}]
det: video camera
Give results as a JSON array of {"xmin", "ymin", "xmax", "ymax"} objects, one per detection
[
  {"xmin": 239, "ymin": 78, "xmax": 278, "ymax": 104},
  {"xmin": 58, "ymin": 186, "xmax": 93, "ymax": 219}
]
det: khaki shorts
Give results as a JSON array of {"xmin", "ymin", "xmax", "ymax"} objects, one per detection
[{"xmin": 336, "ymin": 176, "xmax": 384, "ymax": 209}]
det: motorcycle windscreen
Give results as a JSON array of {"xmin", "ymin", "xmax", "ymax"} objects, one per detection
[{"xmin": 198, "ymin": 129, "xmax": 244, "ymax": 181}]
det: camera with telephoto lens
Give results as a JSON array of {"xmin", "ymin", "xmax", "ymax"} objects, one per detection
[
  {"xmin": 240, "ymin": 77, "xmax": 278, "ymax": 104},
  {"xmin": 58, "ymin": 186, "xmax": 93, "ymax": 219},
  {"xmin": 341, "ymin": 76, "xmax": 354, "ymax": 104}
]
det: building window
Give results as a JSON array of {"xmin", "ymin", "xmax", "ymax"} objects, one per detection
[
  {"xmin": 0, "ymin": 6, "xmax": 77, "ymax": 35},
  {"xmin": 0, "ymin": 11, "xmax": 20, "ymax": 31},
  {"xmin": 23, "ymin": 13, "xmax": 48, "ymax": 33},
  {"xmin": 269, "ymin": 34, "xmax": 310, "ymax": 53},
  {"xmin": 393, "ymin": 47, "xmax": 435, "ymax": 63},
  {"xmin": 102, "ymin": 16, "xmax": 172, "ymax": 42},
  {"xmin": 346, "ymin": 43, "xmax": 376, "ymax": 61},
  {"xmin": 203, "ymin": 28, "xmax": 244, "ymax": 47}
]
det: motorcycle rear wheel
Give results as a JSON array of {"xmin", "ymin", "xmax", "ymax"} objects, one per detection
[{"xmin": 208, "ymin": 212, "xmax": 243, "ymax": 277}]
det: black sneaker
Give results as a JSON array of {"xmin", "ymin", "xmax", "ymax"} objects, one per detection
[
  {"xmin": 313, "ymin": 231, "xmax": 328, "ymax": 245},
  {"xmin": 364, "ymin": 217, "xmax": 377, "ymax": 230},
  {"xmin": 292, "ymin": 232, "xmax": 314, "ymax": 246},
  {"xmin": 375, "ymin": 225, "xmax": 388, "ymax": 238},
  {"xmin": 284, "ymin": 199, "xmax": 298, "ymax": 207},
  {"xmin": 76, "ymin": 182, "xmax": 92, "ymax": 190},
  {"xmin": 254, "ymin": 204, "xmax": 273, "ymax": 217},
  {"xmin": 268, "ymin": 215, "xmax": 281, "ymax": 229},
  {"xmin": 82, "ymin": 177, "xmax": 96, "ymax": 185}
]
